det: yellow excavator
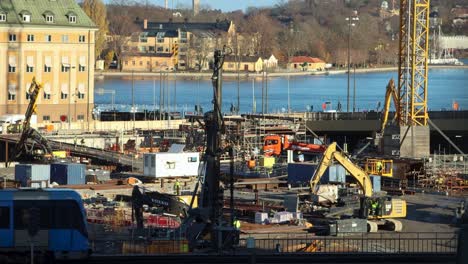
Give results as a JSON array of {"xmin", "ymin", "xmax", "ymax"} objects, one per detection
[
  {"xmin": 310, "ymin": 142, "xmax": 406, "ymax": 232},
  {"xmin": 380, "ymin": 78, "xmax": 400, "ymax": 135}
]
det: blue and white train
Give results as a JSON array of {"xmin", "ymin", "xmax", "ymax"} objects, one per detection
[{"xmin": 0, "ymin": 189, "xmax": 90, "ymax": 260}]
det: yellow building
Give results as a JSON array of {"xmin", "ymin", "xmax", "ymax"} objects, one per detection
[
  {"xmin": 122, "ymin": 53, "xmax": 175, "ymax": 72},
  {"xmin": 122, "ymin": 19, "xmax": 235, "ymax": 71},
  {"xmin": 223, "ymin": 56, "xmax": 263, "ymax": 72},
  {"xmin": 0, "ymin": 0, "xmax": 96, "ymax": 123},
  {"xmin": 289, "ymin": 56, "xmax": 326, "ymax": 71}
]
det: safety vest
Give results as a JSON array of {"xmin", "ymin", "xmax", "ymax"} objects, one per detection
[{"xmin": 233, "ymin": 220, "xmax": 241, "ymax": 229}]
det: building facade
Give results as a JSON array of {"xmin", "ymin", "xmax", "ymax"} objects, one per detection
[
  {"xmin": 122, "ymin": 19, "xmax": 235, "ymax": 71},
  {"xmin": 289, "ymin": 56, "xmax": 326, "ymax": 71},
  {"xmin": 0, "ymin": 0, "xmax": 96, "ymax": 123},
  {"xmin": 223, "ymin": 56, "xmax": 263, "ymax": 72}
]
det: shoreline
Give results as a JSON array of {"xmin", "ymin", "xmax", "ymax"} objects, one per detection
[{"xmin": 96, "ymin": 65, "xmax": 468, "ymax": 80}]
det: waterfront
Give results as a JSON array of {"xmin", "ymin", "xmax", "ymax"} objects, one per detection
[{"xmin": 95, "ymin": 67, "xmax": 468, "ymax": 113}]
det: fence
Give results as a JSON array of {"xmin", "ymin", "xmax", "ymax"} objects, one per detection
[
  {"xmin": 89, "ymin": 232, "xmax": 457, "ymax": 255},
  {"xmin": 240, "ymin": 232, "xmax": 458, "ymax": 254}
]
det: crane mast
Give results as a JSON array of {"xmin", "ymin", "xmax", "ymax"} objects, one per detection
[{"xmin": 398, "ymin": 0, "xmax": 430, "ymax": 126}]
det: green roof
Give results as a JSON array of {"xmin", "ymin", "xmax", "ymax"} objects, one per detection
[{"xmin": 0, "ymin": 0, "xmax": 95, "ymax": 28}]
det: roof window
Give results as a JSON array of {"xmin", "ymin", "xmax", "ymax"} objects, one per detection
[
  {"xmin": 20, "ymin": 10, "xmax": 31, "ymax": 23},
  {"xmin": 0, "ymin": 13, "xmax": 6, "ymax": 22},
  {"xmin": 43, "ymin": 11, "xmax": 54, "ymax": 23},
  {"xmin": 66, "ymin": 11, "xmax": 77, "ymax": 23}
]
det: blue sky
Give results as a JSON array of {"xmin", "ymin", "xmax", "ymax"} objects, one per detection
[{"xmin": 151, "ymin": 0, "xmax": 280, "ymax": 12}]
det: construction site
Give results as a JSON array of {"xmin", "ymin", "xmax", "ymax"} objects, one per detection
[{"xmin": 0, "ymin": 1, "xmax": 467, "ymax": 264}]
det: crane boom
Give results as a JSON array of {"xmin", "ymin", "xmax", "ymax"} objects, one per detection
[{"xmin": 310, "ymin": 142, "xmax": 373, "ymax": 197}]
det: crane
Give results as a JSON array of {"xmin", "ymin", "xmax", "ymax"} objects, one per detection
[
  {"xmin": 398, "ymin": 0, "xmax": 430, "ymax": 127},
  {"xmin": 9, "ymin": 77, "xmax": 52, "ymax": 163},
  {"xmin": 309, "ymin": 142, "xmax": 406, "ymax": 232},
  {"xmin": 183, "ymin": 48, "xmax": 239, "ymax": 252}
]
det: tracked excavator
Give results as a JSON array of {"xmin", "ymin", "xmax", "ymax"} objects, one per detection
[
  {"xmin": 9, "ymin": 77, "xmax": 52, "ymax": 164},
  {"xmin": 309, "ymin": 142, "xmax": 406, "ymax": 232}
]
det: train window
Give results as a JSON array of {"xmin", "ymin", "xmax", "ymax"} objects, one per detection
[
  {"xmin": 13, "ymin": 200, "xmax": 87, "ymax": 237},
  {"xmin": 0, "ymin": 206, "xmax": 10, "ymax": 228}
]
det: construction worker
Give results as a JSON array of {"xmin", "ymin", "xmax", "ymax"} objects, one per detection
[
  {"xmin": 233, "ymin": 218, "xmax": 241, "ymax": 230},
  {"xmin": 174, "ymin": 179, "xmax": 181, "ymax": 195},
  {"xmin": 376, "ymin": 161, "xmax": 383, "ymax": 174},
  {"xmin": 370, "ymin": 200, "xmax": 380, "ymax": 216}
]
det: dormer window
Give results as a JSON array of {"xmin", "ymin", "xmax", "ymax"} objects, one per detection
[
  {"xmin": 20, "ymin": 10, "xmax": 31, "ymax": 23},
  {"xmin": 0, "ymin": 13, "xmax": 6, "ymax": 22},
  {"xmin": 66, "ymin": 11, "xmax": 77, "ymax": 23},
  {"xmin": 43, "ymin": 11, "xmax": 54, "ymax": 23}
]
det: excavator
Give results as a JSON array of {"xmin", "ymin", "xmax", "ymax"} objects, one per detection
[
  {"xmin": 263, "ymin": 134, "xmax": 325, "ymax": 157},
  {"xmin": 131, "ymin": 185, "xmax": 192, "ymax": 229},
  {"xmin": 379, "ymin": 78, "xmax": 400, "ymax": 136},
  {"xmin": 309, "ymin": 142, "xmax": 406, "ymax": 232},
  {"xmin": 9, "ymin": 77, "xmax": 52, "ymax": 163}
]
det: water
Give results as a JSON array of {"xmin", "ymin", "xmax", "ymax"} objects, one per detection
[{"xmin": 95, "ymin": 68, "xmax": 468, "ymax": 113}]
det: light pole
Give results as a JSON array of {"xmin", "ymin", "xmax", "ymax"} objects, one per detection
[
  {"xmin": 346, "ymin": 10, "xmax": 359, "ymax": 113},
  {"xmin": 96, "ymin": 88, "xmax": 116, "ymax": 121}
]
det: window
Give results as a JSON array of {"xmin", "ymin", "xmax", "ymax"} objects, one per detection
[
  {"xmin": 45, "ymin": 35, "xmax": 52, "ymax": 42},
  {"xmin": 12, "ymin": 200, "xmax": 87, "ymax": 237},
  {"xmin": 26, "ymin": 65, "xmax": 34, "ymax": 72},
  {"xmin": 26, "ymin": 92, "xmax": 31, "ymax": 100},
  {"xmin": 8, "ymin": 93, "xmax": 16, "ymax": 101},
  {"xmin": 0, "ymin": 207, "xmax": 10, "ymax": 228},
  {"xmin": 69, "ymin": 15, "xmax": 76, "ymax": 23},
  {"xmin": 157, "ymin": 47, "xmax": 164, "ymax": 52},
  {"xmin": 157, "ymin": 38, "xmax": 164, "ymax": 43},
  {"xmin": 27, "ymin": 34, "xmax": 34, "ymax": 42},
  {"xmin": 77, "ymin": 92, "xmax": 85, "ymax": 99},
  {"xmin": 62, "ymin": 35, "xmax": 68, "ymax": 43},
  {"xmin": 61, "ymin": 92, "xmax": 68, "ymax": 99},
  {"xmin": 46, "ymin": 15, "xmax": 53, "ymax": 23},
  {"xmin": 8, "ymin": 66, "xmax": 16, "ymax": 73},
  {"xmin": 77, "ymin": 115, "xmax": 84, "ymax": 121},
  {"xmin": 61, "ymin": 65, "xmax": 69, "ymax": 72},
  {"xmin": 44, "ymin": 65, "xmax": 51, "ymax": 72},
  {"xmin": 22, "ymin": 14, "xmax": 30, "ymax": 22},
  {"xmin": 79, "ymin": 65, "xmax": 85, "ymax": 72},
  {"xmin": 9, "ymin": 34, "xmax": 16, "ymax": 42},
  {"xmin": 139, "ymin": 61, "xmax": 143, "ymax": 66},
  {"xmin": 43, "ymin": 93, "xmax": 50, "ymax": 100},
  {"xmin": 79, "ymin": 35, "xmax": 85, "ymax": 42},
  {"xmin": 132, "ymin": 61, "xmax": 135, "ymax": 66},
  {"xmin": 188, "ymin": 157, "xmax": 198, "ymax": 162},
  {"xmin": 43, "ymin": 115, "xmax": 50, "ymax": 121},
  {"xmin": 125, "ymin": 61, "xmax": 128, "ymax": 65},
  {"xmin": 0, "ymin": 13, "xmax": 6, "ymax": 22}
]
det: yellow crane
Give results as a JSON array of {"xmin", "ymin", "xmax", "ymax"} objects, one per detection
[{"xmin": 309, "ymin": 142, "xmax": 406, "ymax": 232}]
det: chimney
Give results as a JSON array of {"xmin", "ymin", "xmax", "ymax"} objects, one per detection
[{"xmin": 143, "ymin": 19, "xmax": 148, "ymax": 30}]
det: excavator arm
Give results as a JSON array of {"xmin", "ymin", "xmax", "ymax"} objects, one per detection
[
  {"xmin": 380, "ymin": 78, "xmax": 400, "ymax": 134},
  {"xmin": 309, "ymin": 142, "xmax": 373, "ymax": 197},
  {"xmin": 10, "ymin": 77, "xmax": 52, "ymax": 162}
]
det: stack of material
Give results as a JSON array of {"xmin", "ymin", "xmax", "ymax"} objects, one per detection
[{"xmin": 273, "ymin": 211, "xmax": 293, "ymax": 223}]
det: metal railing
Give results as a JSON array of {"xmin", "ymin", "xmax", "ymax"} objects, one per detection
[
  {"xmin": 89, "ymin": 232, "xmax": 457, "ymax": 255},
  {"xmin": 239, "ymin": 232, "xmax": 458, "ymax": 254}
]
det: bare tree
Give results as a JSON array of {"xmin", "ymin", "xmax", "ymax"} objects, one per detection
[{"xmin": 107, "ymin": 0, "xmax": 140, "ymax": 71}]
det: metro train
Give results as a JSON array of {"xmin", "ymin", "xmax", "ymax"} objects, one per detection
[{"xmin": 0, "ymin": 188, "xmax": 90, "ymax": 260}]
